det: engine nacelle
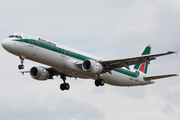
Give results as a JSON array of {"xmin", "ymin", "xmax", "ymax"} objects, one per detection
[
  {"xmin": 82, "ymin": 59, "xmax": 103, "ymax": 74},
  {"xmin": 30, "ymin": 66, "xmax": 50, "ymax": 80}
]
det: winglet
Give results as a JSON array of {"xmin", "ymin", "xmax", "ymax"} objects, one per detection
[{"xmin": 175, "ymin": 50, "xmax": 178, "ymax": 56}]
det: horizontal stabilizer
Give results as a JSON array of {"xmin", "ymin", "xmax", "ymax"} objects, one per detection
[{"xmin": 144, "ymin": 74, "xmax": 178, "ymax": 81}]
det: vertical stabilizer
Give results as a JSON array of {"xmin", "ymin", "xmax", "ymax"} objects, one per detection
[{"xmin": 134, "ymin": 45, "xmax": 151, "ymax": 74}]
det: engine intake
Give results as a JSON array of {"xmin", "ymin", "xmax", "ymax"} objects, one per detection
[
  {"xmin": 30, "ymin": 67, "xmax": 50, "ymax": 80},
  {"xmin": 82, "ymin": 59, "xmax": 103, "ymax": 74}
]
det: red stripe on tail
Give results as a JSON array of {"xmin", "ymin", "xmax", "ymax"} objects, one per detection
[{"xmin": 138, "ymin": 62, "xmax": 146, "ymax": 73}]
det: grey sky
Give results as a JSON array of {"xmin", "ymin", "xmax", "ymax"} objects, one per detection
[{"xmin": 0, "ymin": 0, "xmax": 180, "ymax": 120}]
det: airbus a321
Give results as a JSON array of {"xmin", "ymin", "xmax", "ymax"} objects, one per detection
[{"xmin": 1, "ymin": 33, "xmax": 178, "ymax": 91}]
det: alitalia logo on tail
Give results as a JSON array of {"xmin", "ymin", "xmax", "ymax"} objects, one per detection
[
  {"xmin": 134, "ymin": 45, "xmax": 151, "ymax": 74},
  {"xmin": 137, "ymin": 62, "xmax": 148, "ymax": 74}
]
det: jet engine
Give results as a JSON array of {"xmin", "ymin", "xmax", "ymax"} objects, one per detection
[
  {"xmin": 82, "ymin": 59, "xmax": 103, "ymax": 74},
  {"xmin": 30, "ymin": 66, "xmax": 50, "ymax": 80}
]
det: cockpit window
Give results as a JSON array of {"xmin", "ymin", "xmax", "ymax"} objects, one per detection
[
  {"xmin": 9, "ymin": 35, "xmax": 15, "ymax": 38},
  {"xmin": 19, "ymin": 36, "xmax": 22, "ymax": 39},
  {"xmin": 8, "ymin": 35, "xmax": 22, "ymax": 39}
]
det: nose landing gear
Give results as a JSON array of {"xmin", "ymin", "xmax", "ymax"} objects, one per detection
[{"xmin": 18, "ymin": 56, "xmax": 25, "ymax": 69}]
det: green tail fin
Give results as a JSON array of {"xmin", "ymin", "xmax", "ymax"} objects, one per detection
[{"xmin": 134, "ymin": 45, "xmax": 151, "ymax": 74}]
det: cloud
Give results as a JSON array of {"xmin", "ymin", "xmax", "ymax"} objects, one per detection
[{"xmin": 0, "ymin": 98, "xmax": 104, "ymax": 120}]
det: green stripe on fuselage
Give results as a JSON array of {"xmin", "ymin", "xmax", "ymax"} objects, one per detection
[{"xmin": 14, "ymin": 39, "xmax": 140, "ymax": 78}]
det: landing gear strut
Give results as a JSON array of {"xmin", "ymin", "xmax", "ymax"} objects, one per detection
[
  {"xmin": 95, "ymin": 74, "xmax": 105, "ymax": 87},
  {"xmin": 18, "ymin": 56, "xmax": 25, "ymax": 69},
  {"xmin": 59, "ymin": 74, "xmax": 70, "ymax": 91}
]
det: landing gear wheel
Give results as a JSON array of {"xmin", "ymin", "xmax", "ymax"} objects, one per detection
[
  {"xmin": 18, "ymin": 65, "xmax": 24, "ymax": 69},
  {"xmin": 95, "ymin": 80, "xmax": 100, "ymax": 87},
  {"xmin": 99, "ymin": 79, "xmax": 105, "ymax": 86},
  {"xmin": 65, "ymin": 83, "xmax": 70, "ymax": 90},
  {"xmin": 60, "ymin": 83, "xmax": 70, "ymax": 91},
  {"xmin": 60, "ymin": 83, "xmax": 65, "ymax": 91},
  {"xmin": 95, "ymin": 79, "xmax": 105, "ymax": 87}
]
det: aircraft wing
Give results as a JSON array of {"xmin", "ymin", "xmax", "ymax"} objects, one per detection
[
  {"xmin": 19, "ymin": 67, "xmax": 72, "ymax": 79},
  {"xmin": 100, "ymin": 51, "xmax": 175, "ymax": 71},
  {"xmin": 144, "ymin": 74, "xmax": 178, "ymax": 81},
  {"xmin": 19, "ymin": 67, "xmax": 59, "ymax": 76}
]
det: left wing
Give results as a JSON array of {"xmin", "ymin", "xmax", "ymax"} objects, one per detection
[
  {"xmin": 20, "ymin": 67, "xmax": 71, "ymax": 79},
  {"xmin": 20, "ymin": 67, "xmax": 59, "ymax": 76},
  {"xmin": 100, "ymin": 51, "xmax": 175, "ymax": 71}
]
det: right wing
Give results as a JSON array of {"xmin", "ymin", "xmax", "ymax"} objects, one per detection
[
  {"xmin": 75, "ymin": 51, "xmax": 176, "ymax": 73},
  {"xmin": 99, "ymin": 51, "xmax": 175, "ymax": 72}
]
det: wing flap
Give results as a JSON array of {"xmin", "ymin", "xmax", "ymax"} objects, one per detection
[{"xmin": 144, "ymin": 74, "xmax": 178, "ymax": 81}]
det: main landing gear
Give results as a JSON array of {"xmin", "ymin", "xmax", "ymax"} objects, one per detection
[
  {"xmin": 18, "ymin": 56, "xmax": 25, "ymax": 69},
  {"xmin": 59, "ymin": 73, "xmax": 105, "ymax": 91},
  {"xmin": 95, "ymin": 79, "xmax": 105, "ymax": 86},
  {"xmin": 59, "ymin": 74, "xmax": 70, "ymax": 91},
  {"xmin": 95, "ymin": 74, "xmax": 105, "ymax": 87}
]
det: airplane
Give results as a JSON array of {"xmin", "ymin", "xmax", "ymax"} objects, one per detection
[{"xmin": 1, "ymin": 32, "xmax": 178, "ymax": 91}]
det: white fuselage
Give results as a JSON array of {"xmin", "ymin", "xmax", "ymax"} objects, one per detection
[{"xmin": 2, "ymin": 33, "xmax": 154, "ymax": 86}]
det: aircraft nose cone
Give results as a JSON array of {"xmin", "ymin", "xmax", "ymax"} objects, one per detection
[{"xmin": 1, "ymin": 38, "xmax": 9, "ymax": 50}]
